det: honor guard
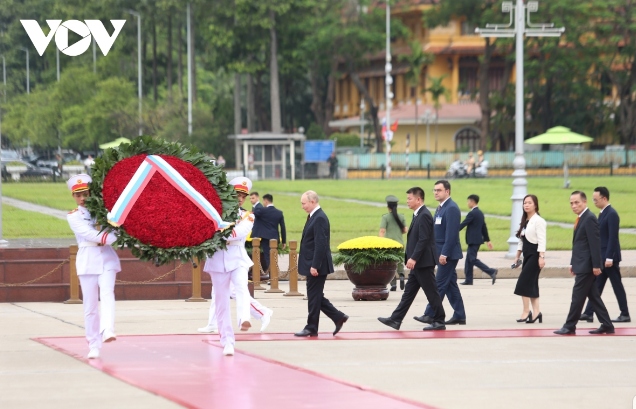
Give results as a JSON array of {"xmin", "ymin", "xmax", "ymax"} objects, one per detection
[
  {"xmin": 66, "ymin": 174, "xmax": 121, "ymax": 359},
  {"xmin": 201, "ymin": 177, "xmax": 273, "ymax": 356}
]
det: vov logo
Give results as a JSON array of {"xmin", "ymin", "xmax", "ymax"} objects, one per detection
[{"xmin": 21, "ymin": 20, "xmax": 126, "ymax": 57}]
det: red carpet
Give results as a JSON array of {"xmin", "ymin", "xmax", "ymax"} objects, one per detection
[{"xmin": 35, "ymin": 334, "xmax": 437, "ymax": 409}]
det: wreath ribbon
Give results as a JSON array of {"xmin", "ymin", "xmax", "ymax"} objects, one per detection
[{"xmin": 107, "ymin": 155, "xmax": 231, "ymax": 230}]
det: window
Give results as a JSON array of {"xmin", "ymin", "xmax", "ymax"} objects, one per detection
[
  {"xmin": 461, "ymin": 20, "xmax": 476, "ymax": 36},
  {"xmin": 459, "ymin": 67, "xmax": 478, "ymax": 95},
  {"xmin": 455, "ymin": 127, "xmax": 481, "ymax": 151}
]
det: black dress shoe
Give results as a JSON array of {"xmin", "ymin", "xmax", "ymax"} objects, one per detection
[
  {"xmin": 445, "ymin": 317, "xmax": 466, "ymax": 325},
  {"xmin": 612, "ymin": 315, "xmax": 631, "ymax": 323},
  {"xmin": 491, "ymin": 269, "xmax": 498, "ymax": 285},
  {"xmin": 589, "ymin": 325, "xmax": 615, "ymax": 334},
  {"xmin": 333, "ymin": 314, "xmax": 349, "ymax": 336},
  {"xmin": 390, "ymin": 285, "xmax": 397, "ymax": 291},
  {"xmin": 399, "ymin": 274, "xmax": 405, "ymax": 290},
  {"xmin": 413, "ymin": 315, "xmax": 433, "ymax": 324},
  {"xmin": 579, "ymin": 314, "xmax": 594, "ymax": 322},
  {"xmin": 377, "ymin": 317, "xmax": 401, "ymax": 330},
  {"xmin": 422, "ymin": 322, "xmax": 446, "ymax": 331},
  {"xmin": 459, "ymin": 281, "xmax": 473, "ymax": 285},
  {"xmin": 553, "ymin": 327, "xmax": 576, "ymax": 335},
  {"xmin": 294, "ymin": 329, "xmax": 318, "ymax": 337}
]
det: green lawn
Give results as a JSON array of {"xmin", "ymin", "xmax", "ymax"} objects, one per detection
[
  {"xmin": 1, "ymin": 204, "xmax": 74, "ymax": 238},
  {"xmin": 3, "ymin": 177, "xmax": 636, "ymax": 250}
]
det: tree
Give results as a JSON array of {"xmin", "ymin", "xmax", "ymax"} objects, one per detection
[
  {"xmin": 425, "ymin": 75, "xmax": 450, "ymax": 152},
  {"xmin": 399, "ymin": 40, "xmax": 434, "ymax": 151}
]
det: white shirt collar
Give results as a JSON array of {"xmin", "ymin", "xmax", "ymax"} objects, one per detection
[
  {"xmin": 438, "ymin": 197, "xmax": 451, "ymax": 207},
  {"xmin": 310, "ymin": 205, "xmax": 321, "ymax": 218},
  {"xmin": 600, "ymin": 203, "xmax": 611, "ymax": 213},
  {"xmin": 578, "ymin": 207, "xmax": 588, "ymax": 218},
  {"xmin": 413, "ymin": 205, "xmax": 424, "ymax": 216},
  {"xmin": 266, "ymin": 204, "xmax": 274, "ymax": 207}
]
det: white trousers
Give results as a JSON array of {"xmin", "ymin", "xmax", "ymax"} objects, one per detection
[
  {"xmin": 210, "ymin": 267, "xmax": 251, "ymax": 347},
  {"xmin": 205, "ymin": 280, "xmax": 269, "ymax": 329},
  {"xmin": 78, "ymin": 270, "xmax": 117, "ymax": 350}
]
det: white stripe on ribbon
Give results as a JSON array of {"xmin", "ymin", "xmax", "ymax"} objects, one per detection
[{"xmin": 107, "ymin": 155, "xmax": 231, "ymax": 231}]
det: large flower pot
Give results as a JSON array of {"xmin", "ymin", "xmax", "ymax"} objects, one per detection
[{"xmin": 344, "ymin": 261, "xmax": 397, "ymax": 301}]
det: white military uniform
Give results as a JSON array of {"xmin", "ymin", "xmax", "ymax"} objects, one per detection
[
  {"xmin": 201, "ymin": 207, "xmax": 273, "ymax": 332},
  {"xmin": 66, "ymin": 174, "xmax": 120, "ymax": 357},
  {"xmin": 203, "ymin": 207, "xmax": 254, "ymax": 348}
]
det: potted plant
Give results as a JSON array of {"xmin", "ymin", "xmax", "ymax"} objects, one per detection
[{"xmin": 333, "ymin": 236, "xmax": 404, "ymax": 301}]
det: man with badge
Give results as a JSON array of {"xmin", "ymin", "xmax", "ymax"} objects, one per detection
[{"xmin": 66, "ymin": 174, "xmax": 121, "ymax": 359}]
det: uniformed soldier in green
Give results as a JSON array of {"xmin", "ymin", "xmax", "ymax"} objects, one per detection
[{"xmin": 379, "ymin": 195, "xmax": 407, "ymax": 291}]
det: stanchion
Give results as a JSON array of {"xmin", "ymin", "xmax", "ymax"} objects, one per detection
[
  {"xmin": 284, "ymin": 240, "xmax": 303, "ymax": 296},
  {"xmin": 252, "ymin": 238, "xmax": 265, "ymax": 290},
  {"xmin": 186, "ymin": 258, "xmax": 205, "ymax": 302},
  {"xmin": 64, "ymin": 245, "xmax": 82, "ymax": 304},
  {"xmin": 265, "ymin": 239, "xmax": 284, "ymax": 293}
]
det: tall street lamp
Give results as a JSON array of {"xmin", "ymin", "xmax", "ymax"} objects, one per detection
[
  {"xmin": 19, "ymin": 47, "xmax": 29, "ymax": 94},
  {"xmin": 384, "ymin": 1, "xmax": 393, "ymax": 179},
  {"xmin": 476, "ymin": 0, "xmax": 564, "ymax": 257},
  {"xmin": 125, "ymin": 9, "xmax": 143, "ymax": 136},
  {"xmin": 0, "ymin": 54, "xmax": 5, "ymax": 245}
]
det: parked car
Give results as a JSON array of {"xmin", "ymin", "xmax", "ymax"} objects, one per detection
[{"xmin": 18, "ymin": 161, "xmax": 61, "ymax": 179}]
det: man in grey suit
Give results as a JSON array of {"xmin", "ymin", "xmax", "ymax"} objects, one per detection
[
  {"xmin": 378, "ymin": 187, "xmax": 446, "ymax": 331},
  {"xmin": 554, "ymin": 191, "xmax": 615, "ymax": 335},
  {"xmin": 580, "ymin": 186, "xmax": 630, "ymax": 323},
  {"xmin": 416, "ymin": 180, "xmax": 466, "ymax": 326}
]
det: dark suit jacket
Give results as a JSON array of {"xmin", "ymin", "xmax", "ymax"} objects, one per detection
[
  {"xmin": 599, "ymin": 205, "xmax": 621, "ymax": 263},
  {"xmin": 434, "ymin": 198, "xmax": 463, "ymax": 260},
  {"xmin": 405, "ymin": 206, "xmax": 437, "ymax": 268},
  {"xmin": 571, "ymin": 209, "xmax": 602, "ymax": 274},
  {"xmin": 252, "ymin": 205, "xmax": 287, "ymax": 244},
  {"xmin": 459, "ymin": 206, "xmax": 490, "ymax": 245},
  {"xmin": 299, "ymin": 208, "xmax": 334, "ymax": 277},
  {"xmin": 252, "ymin": 202, "xmax": 263, "ymax": 211}
]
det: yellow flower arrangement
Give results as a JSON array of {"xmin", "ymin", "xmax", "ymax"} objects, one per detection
[
  {"xmin": 334, "ymin": 236, "xmax": 404, "ymax": 274},
  {"xmin": 338, "ymin": 236, "xmax": 403, "ymax": 251}
]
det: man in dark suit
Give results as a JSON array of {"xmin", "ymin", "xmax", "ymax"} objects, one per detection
[
  {"xmin": 250, "ymin": 192, "xmax": 262, "ymax": 210},
  {"xmin": 459, "ymin": 194, "xmax": 498, "ymax": 285},
  {"xmin": 415, "ymin": 180, "xmax": 466, "ymax": 326},
  {"xmin": 554, "ymin": 191, "xmax": 615, "ymax": 335},
  {"xmin": 580, "ymin": 187, "xmax": 630, "ymax": 323},
  {"xmin": 294, "ymin": 190, "xmax": 348, "ymax": 337},
  {"xmin": 252, "ymin": 194, "xmax": 287, "ymax": 274},
  {"xmin": 378, "ymin": 187, "xmax": 446, "ymax": 331}
]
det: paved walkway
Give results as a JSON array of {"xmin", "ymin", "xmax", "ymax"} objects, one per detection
[{"xmin": 2, "ymin": 278, "xmax": 635, "ymax": 409}]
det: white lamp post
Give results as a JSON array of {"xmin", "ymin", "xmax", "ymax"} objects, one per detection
[
  {"xmin": 125, "ymin": 9, "xmax": 143, "ymax": 136},
  {"xmin": 384, "ymin": 1, "xmax": 392, "ymax": 179},
  {"xmin": 0, "ymin": 55, "xmax": 5, "ymax": 245},
  {"xmin": 476, "ymin": 0, "xmax": 564, "ymax": 257}
]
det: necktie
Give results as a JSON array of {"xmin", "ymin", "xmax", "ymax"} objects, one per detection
[
  {"xmin": 574, "ymin": 217, "xmax": 579, "ymax": 229},
  {"xmin": 435, "ymin": 205, "xmax": 441, "ymax": 217}
]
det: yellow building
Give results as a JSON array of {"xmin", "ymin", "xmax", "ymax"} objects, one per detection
[{"xmin": 329, "ymin": 1, "xmax": 509, "ymax": 153}]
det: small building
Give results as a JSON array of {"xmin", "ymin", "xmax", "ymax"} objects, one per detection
[{"xmin": 229, "ymin": 132, "xmax": 305, "ymax": 180}]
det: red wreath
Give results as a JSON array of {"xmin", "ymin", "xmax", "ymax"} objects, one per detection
[{"xmin": 102, "ymin": 154, "xmax": 223, "ymax": 248}]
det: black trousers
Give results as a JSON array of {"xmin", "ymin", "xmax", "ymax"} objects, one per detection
[
  {"xmin": 260, "ymin": 240, "xmax": 271, "ymax": 273},
  {"xmin": 583, "ymin": 263, "xmax": 630, "ymax": 317},
  {"xmin": 391, "ymin": 266, "xmax": 445, "ymax": 323},
  {"xmin": 464, "ymin": 244, "xmax": 496, "ymax": 282},
  {"xmin": 304, "ymin": 274, "xmax": 345, "ymax": 333},
  {"xmin": 564, "ymin": 272, "xmax": 613, "ymax": 330}
]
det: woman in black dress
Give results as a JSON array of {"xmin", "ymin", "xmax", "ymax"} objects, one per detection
[{"xmin": 513, "ymin": 194, "xmax": 547, "ymax": 323}]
